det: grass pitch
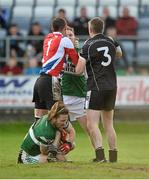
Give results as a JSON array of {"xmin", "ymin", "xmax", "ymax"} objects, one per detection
[{"xmin": 0, "ymin": 120, "xmax": 149, "ymax": 179}]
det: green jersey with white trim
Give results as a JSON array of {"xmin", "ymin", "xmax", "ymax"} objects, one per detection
[
  {"xmin": 62, "ymin": 48, "xmax": 87, "ymax": 97},
  {"xmin": 21, "ymin": 115, "xmax": 57, "ymax": 156},
  {"xmin": 62, "ymin": 74, "xmax": 87, "ymax": 97}
]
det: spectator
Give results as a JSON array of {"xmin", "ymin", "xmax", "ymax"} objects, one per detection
[
  {"xmin": 0, "ymin": 57, "xmax": 22, "ymax": 75},
  {"xmin": 72, "ymin": 7, "xmax": 90, "ymax": 35},
  {"xmin": 56, "ymin": 9, "xmax": 71, "ymax": 25},
  {"xmin": 116, "ymin": 7, "xmax": 138, "ymax": 36},
  {"xmin": 7, "ymin": 23, "xmax": 25, "ymax": 57},
  {"xmin": 102, "ymin": 7, "xmax": 116, "ymax": 34},
  {"xmin": 27, "ymin": 22, "xmax": 44, "ymax": 58},
  {"xmin": 24, "ymin": 58, "xmax": 41, "ymax": 75},
  {"xmin": 0, "ymin": 8, "xmax": 7, "ymax": 29}
]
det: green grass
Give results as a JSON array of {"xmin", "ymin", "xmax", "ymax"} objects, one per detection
[{"xmin": 0, "ymin": 121, "xmax": 149, "ymax": 179}]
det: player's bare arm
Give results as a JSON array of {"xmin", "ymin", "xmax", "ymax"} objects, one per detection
[
  {"xmin": 75, "ymin": 56, "xmax": 86, "ymax": 74},
  {"xmin": 116, "ymin": 46, "xmax": 123, "ymax": 58}
]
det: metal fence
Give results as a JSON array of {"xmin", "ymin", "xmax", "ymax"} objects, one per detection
[{"xmin": 0, "ymin": 35, "xmax": 149, "ymax": 66}]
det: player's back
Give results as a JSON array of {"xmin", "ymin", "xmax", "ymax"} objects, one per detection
[
  {"xmin": 82, "ymin": 34, "xmax": 118, "ymax": 91},
  {"xmin": 42, "ymin": 33, "xmax": 62, "ymax": 62},
  {"xmin": 40, "ymin": 32, "xmax": 78, "ymax": 76}
]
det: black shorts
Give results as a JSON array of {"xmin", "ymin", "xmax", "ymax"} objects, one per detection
[
  {"xmin": 85, "ymin": 89, "xmax": 117, "ymax": 111},
  {"xmin": 32, "ymin": 74, "xmax": 61, "ymax": 110}
]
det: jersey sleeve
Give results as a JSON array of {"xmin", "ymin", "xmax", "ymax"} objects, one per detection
[
  {"xmin": 113, "ymin": 40, "xmax": 120, "ymax": 47},
  {"xmin": 108, "ymin": 36, "xmax": 120, "ymax": 47},
  {"xmin": 80, "ymin": 42, "xmax": 89, "ymax": 61},
  {"xmin": 62, "ymin": 37, "xmax": 79, "ymax": 65},
  {"xmin": 111, "ymin": 39, "xmax": 122, "ymax": 53}
]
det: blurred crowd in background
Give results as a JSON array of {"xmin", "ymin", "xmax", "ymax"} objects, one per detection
[{"xmin": 0, "ymin": 0, "xmax": 149, "ymax": 76}]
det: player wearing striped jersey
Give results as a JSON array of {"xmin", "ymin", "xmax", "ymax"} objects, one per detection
[
  {"xmin": 17, "ymin": 101, "xmax": 75, "ymax": 164},
  {"xmin": 32, "ymin": 17, "xmax": 85, "ymax": 122},
  {"xmin": 61, "ymin": 27, "xmax": 88, "ymax": 133}
]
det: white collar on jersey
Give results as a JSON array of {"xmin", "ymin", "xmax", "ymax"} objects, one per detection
[{"xmin": 53, "ymin": 32, "xmax": 63, "ymax": 36}]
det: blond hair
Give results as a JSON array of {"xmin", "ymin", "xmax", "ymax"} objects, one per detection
[{"xmin": 48, "ymin": 101, "xmax": 69, "ymax": 120}]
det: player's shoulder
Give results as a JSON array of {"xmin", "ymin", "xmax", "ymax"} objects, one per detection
[
  {"xmin": 82, "ymin": 38, "xmax": 92, "ymax": 49},
  {"xmin": 104, "ymin": 35, "xmax": 119, "ymax": 47},
  {"xmin": 62, "ymin": 36, "xmax": 71, "ymax": 41},
  {"xmin": 61, "ymin": 36, "xmax": 74, "ymax": 48},
  {"xmin": 61, "ymin": 36, "xmax": 72, "ymax": 44},
  {"xmin": 44, "ymin": 33, "xmax": 52, "ymax": 39}
]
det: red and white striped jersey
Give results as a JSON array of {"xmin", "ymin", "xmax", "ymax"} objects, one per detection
[{"xmin": 40, "ymin": 32, "xmax": 79, "ymax": 76}]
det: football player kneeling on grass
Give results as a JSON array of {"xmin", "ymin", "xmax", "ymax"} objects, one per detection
[{"xmin": 17, "ymin": 101, "xmax": 75, "ymax": 164}]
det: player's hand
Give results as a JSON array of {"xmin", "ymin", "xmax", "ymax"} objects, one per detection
[
  {"xmin": 47, "ymin": 143, "xmax": 58, "ymax": 156},
  {"xmin": 59, "ymin": 142, "xmax": 72, "ymax": 154},
  {"xmin": 60, "ymin": 129, "xmax": 68, "ymax": 142}
]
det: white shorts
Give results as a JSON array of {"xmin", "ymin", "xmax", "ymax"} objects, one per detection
[
  {"xmin": 21, "ymin": 150, "xmax": 40, "ymax": 164},
  {"xmin": 63, "ymin": 95, "xmax": 86, "ymax": 122}
]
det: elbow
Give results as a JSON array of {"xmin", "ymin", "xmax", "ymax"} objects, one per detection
[{"xmin": 116, "ymin": 52, "xmax": 123, "ymax": 59}]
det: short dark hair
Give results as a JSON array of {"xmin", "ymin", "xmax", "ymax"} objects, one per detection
[
  {"xmin": 89, "ymin": 17, "xmax": 104, "ymax": 34},
  {"xmin": 58, "ymin": 9, "xmax": 66, "ymax": 14},
  {"xmin": 51, "ymin": 17, "xmax": 67, "ymax": 32},
  {"xmin": 31, "ymin": 22, "xmax": 40, "ymax": 26},
  {"xmin": 9, "ymin": 23, "xmax": 17, "ymax": 28}
]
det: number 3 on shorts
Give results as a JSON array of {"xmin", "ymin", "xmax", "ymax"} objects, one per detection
[{"xmin": 97, "ymin": 46, "xmax": 111, "ymax": 66}]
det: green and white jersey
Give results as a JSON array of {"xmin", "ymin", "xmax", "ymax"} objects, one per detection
[
  {"xmin": 62, "ymin": 48, "xmax": 87, "ymax": 98},
  {"xmin": 21, "ymin": 115, "xmax": 57, "ymax": 156},
  {"xmin": 62, "ymin": 74, "xmax": 87, "ymax": 97}
]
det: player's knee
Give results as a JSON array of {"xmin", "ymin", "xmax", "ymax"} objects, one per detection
[
  {"xmin": 104, "ymin": 123, "xmax": 111, "ymax": 130},
  {"xmin": 87, "ymin": 122, "xmax": 96, "ymax": 133}
]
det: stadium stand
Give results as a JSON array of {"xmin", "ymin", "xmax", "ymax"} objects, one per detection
[
  {"xmin": 11, "ymin": 6, "xmax": 32, "ymax": 31},
  {"xmin": 141, "ymin": 0, "xmax": 149, "ymax": 5},
  {"xmin": 139, "ymin": 17, "xmax": 149, "ymax": 28},
  {"xmin": 118, "ymin": 6, "xmax": 139, "ymax": 18},
  {"xmin": 36, "ymin": 0, "xmax": 55, "ymax": 6},
  {"xmin": 0, "ymin": 0, "xmax": 14, "ymax": 6},
  {"xmin": 121, "ymin": 41, "xmax": 135, "ymax": 63},
  {"xmin": 120, "ymin": 0, "xmax": 139, "ymax": 6},
  {"xmin": 0, "ymin": 0, "xmax": 14, "ymax": 23},
  {"xmin": 98, "ymin": 0, "xmax": 118, "ymax": 6},
  {"xmin": 55, "ymin": 6, "xmax": 75, "ymax": 21},
  {"xmin": 137, "ymin": 41, "xmax": 149, "ymax": 65},
  {"xmin": 77, "ymin": 0, "xmax": 97, "ymax": 7},
  {"xmin": 33, "ymin": 6, "xmax": 54, "ymax": 32},
  {"xmin": 15, "ymin": 0, "xmax": 34, "ymax": 6},
  {"xmin": 98, "ymin": 6, "xmax": 117, "ymax": 18},
  {"xmin": 57, "ymin": 0, "xmax": 76, "ymax": 6},
  {"xmin": 76, "ymin": 6, "xmax": 96, "ymax": 18}
]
